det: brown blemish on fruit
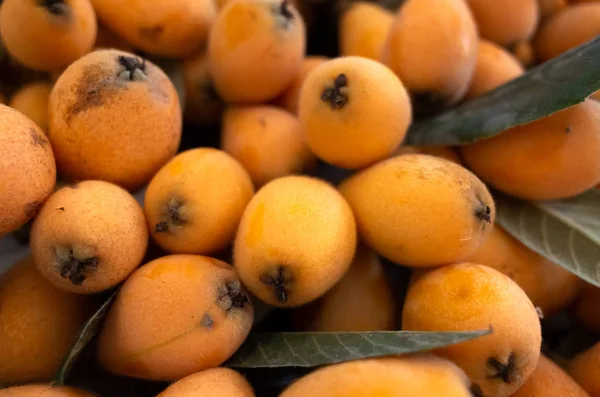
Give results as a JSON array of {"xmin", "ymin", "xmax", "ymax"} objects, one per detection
[
  {"xmin": 410, "ymin": 91, "xmax": 448, "ymax": 117},
  {"xmin": 23, "ymin": 201, "xmax": 42, "ymax": 218},
  {"xmin": 201, "ymin": 312, "xmax": 214, "ymax": 329},
  {"xmin": 139, "ymin": 25, "xmax": 165, "ymax": 42},
  {"xmin": 57, "ymin": 207, "xmax": 65, "ymax": 211},
  {"xmin": 218, "ymin": 280, "xmax": 250, "ymax": 311},
  {"xmin": 29, "ymin": 127, "xmax": 49, "ymax": 148},
  {"xmin": 321, "ymin": 74, "xmax": 349, "ymax": 109},
  {"xmin": 38, "ymin": 0, "xmax": 71, "ymax": 18},
  {"xmin": 487, "ymin": 352, "xmax": 518, "ymax": 384},
  {"xmin": 565, "ymin": 126, "xmax": 571, "ymax": 134},
  {"xmin": 470, "ymin": 383, "xmax": 484, "ymax": 397},
  {"xmin": 154, "ymin": 197, "xmax": 186, "ymax": 233},
  {"xmin": 66, "ymin": 64, "xmax": 125, "ymax": 123},
  {"xmin": 260, "ymin": 266, "xmax": 294, "ymax": 303},
  {"xmin": 118, "ymin": 55, "xmax": 146, "ymax": 81},
  {"xmin": 54, "ymin": 246, "xmax": 99, "ymax": 285}
]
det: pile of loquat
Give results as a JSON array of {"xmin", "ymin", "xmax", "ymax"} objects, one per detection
[{"xmin": 1, "ymin": 0, "xmax": 600, "ymax": 396}]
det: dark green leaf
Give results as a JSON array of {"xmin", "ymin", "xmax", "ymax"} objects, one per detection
[
  {"xmin": 496, "ymin": 190, "xmax": 600, "ymax": 288},
  {"xmin": 54, "ymin": 290, "xmax": 118, "ymax": 385},
  {"xmin": 226, "ymin": 329, "xmax": 491, "ymax": 368},
  {"xmin": 406, "ymin": 36, "xmax": 600, "ymax": 146}
]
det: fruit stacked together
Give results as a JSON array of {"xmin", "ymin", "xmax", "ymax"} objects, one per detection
[{"xmin": 1, "ymin": 0, "xmax": 600, "ymax": 396}]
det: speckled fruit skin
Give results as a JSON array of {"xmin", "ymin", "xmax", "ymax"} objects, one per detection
[
  {"xmin": 31, "ymin": 180, "xmax": 148, "ymax": 294},
  {"xmin": 339, "ymin": 154, "xmax": 495, "ymax": 267},
  {"xmin": 144, "ymin": 148, "xmax": 254, "ymax": 255},
  {"xmin": 0, "ymin": 104, "xmax": 56, "ymax": 237},
  {"xmin": 234, "ymin": 175, "xmax": 357, "ymax": 308},
  {"xmin": 280, "ymin": 355, "xmax": 472, "ymax": 397},
  {"xmin": 403, "ymin": 263, "xmax": 542, "ymax": 397},
  {"xmin": 208, "ymin": 0, "xmax": 306, "ymax": 103},
  {"xmin": 157, "ymin": 368, "xmax": 255, "ymax": 397},
  {"xmin": 97, "ymin": 255, "xmax": 254, "ymax": 381},
  {"xmin": 298, "ymin": 56, "xmax": 412, "ymax": 169},
  {"xmin": 0, "ymin": 0, "xmax": 97, "ymax": 72},
  {"xmin": 91, "ymin": 0, "xmax": 216, "ymax": 58},
  {"xmin": 48, "ymin": 49, "xmax": 182, "ymax": 190},
  {"xmin": 0, "ymin": 256, "xmax": 92, "ymax": 385}
]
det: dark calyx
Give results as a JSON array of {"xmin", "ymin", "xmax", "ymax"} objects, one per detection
[
  {"xmin": 321, "ymin": 73, "xmax": 349, "ymax": 109},
  {"xmin": 58, "ymin": 250, "xmax": 98, "ymax": 285}
]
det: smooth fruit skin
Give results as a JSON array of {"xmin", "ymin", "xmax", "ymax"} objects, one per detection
[
  {"xmin": 157, "ymin": 368, "xmax": 255, "ymax": 397},
  {"xmin": 298, "ymin": 56, "xmax": 412, "ymax": 169},
  {"xmin": 0, "ymin": 104, "xmax": 56, "ymax": 237},
  {"xmin": 539, "ymin": 0, "xmax": 568, "ymax": 20},
  {"xmin": 293, "ymin": 245, "xmax": 396, "ymax": 332},
  {"xmin": 234, "ymin": 175, "xmax": 357, "ymax": 307},
  {"xmin": 339, "ymin": 2, "xmax": 394, "ymax": 60},
  {"xmin": 144, "ymin": 148, "xmax": 254, "ymax": 255},
  {"xmin": 339, "ymin": 154, "xmax": 495, "ymax": 267},
  {"xmin": 465, "ymin": 40, "xmax": 524, "ymax": 100},
  {"xmin": 31, "ymin": 180, "xmax": 148, "ymax": 294},
  {"xmin": 535, "ymin": 3, "xmax": 600, "ymax": 62},
  {"xmin": 183, "ymin": 52, "xmax": 224, "ymax": 125},
  {"xmin": 403, "ymin": 263, "xmax": 542, "ymax": 397},
  {"xmin": 466, "ymin": 0, "xmax": 539, "ymax": 46},
  {"xmin": 0, "ymin": 385, "xmax": 95, "ymax": 397},
  {"xmin": 9, "ymin": 81, "xmax": 53, "ymax": 132},
  {"xmin": 275, "ymin": 56, "xmax": 329, "ymax": 115},
  {"xmin": 280, "ymin": 355, "xmax": 472, "ymax": 397},
  {"xmin": 222, "ymin": 106, "xmax": 315, "ymax": 187},
  {"xmin": 466, "ymin": 225, "xmax": 581, "ymax": 317},
  {"xmin": 569, "ymin": 342, "xmax": 600, "ymax": 396},
  {"xmin": 97, "ymin": 255, "xmax": 254, "ymax": 381},
  {"xmin": 461, "ymin": 100, "xmax": 600, "ymax": 200},
  {"xmin": 512, "ymin": 355, "xmax": 590, "ymax": 397},
  {"xmin": 0, "ymin": 0, "xmax": 97, "ymax": 72},
  {"xmin": 48, "ymin": 49, "xmax": 182, "ymax": 190},
  {"xmin": 0, "ymin": 257, "xmax": 91, "ymax": 385},
  {"xmin": 382, "ymin": 0, "xmax": 478, "ymax": 114},
  {"xmin": 91, "ymin": 0, "xmax": 216, "ymax": 58},
  {"xmin": 208, "ymin": 0, "xmax": 306, "ymax": 103},
  {"xmin": 395, "ymin": 145, "xmax": 462, "ymax": 164}
]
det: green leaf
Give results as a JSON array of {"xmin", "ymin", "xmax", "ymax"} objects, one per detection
[
  {"xmin": 495, "ymin": 189, "xmax": 600, "ymax": 288},
  {"xmin": 226, "ymin": 329, "xmax": 491, "ymax": 368},
  {"xmin": 405, "ymin": 36, "xmax": 600, "ymax": 146},
  {"xmin": 54, "ymin": 290, "xmax": 118, "ymax": 385}
]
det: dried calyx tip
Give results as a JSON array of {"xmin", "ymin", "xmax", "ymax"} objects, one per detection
[
  {"xmin": 280, "ymin": 0, "xmax": 294, "ymax": 19},
  {"xmin": 260, "ymin": 266, "xmax": 292, "ymax": 303},
  {"xmin": 154, "ymin": 199, "xmax": 185, "ymax": 233},
  {"xmin": 487, "ymin": 353, "xmax": 518, "ymax": 384},
  {"xmin": 476, "ymin": 205, "xmax": 492, "ymax": 223},
  {"xmin": 57, "ymin": 249, "xmax": 98, "ymax": 285},
  {"xmin": 321, "ymin": 74, "xmax": 349, "ymax": 109},
  {"xmin": 118, "ymin": 55, "xmax": 146, "ymax": 81},
  {"xmin": 40, "ymin": 0, "xmax": 68, "ymax": 15},
  {"xmin": 220, "ymin": 280, "xmax": 250, "ymax": 311}
]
